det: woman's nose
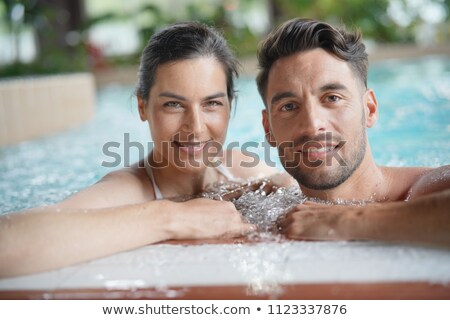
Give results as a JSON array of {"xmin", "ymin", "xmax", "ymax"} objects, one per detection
[{"xmin": 181, "ymin": 107, "xmax": 206, "ymax": 138}]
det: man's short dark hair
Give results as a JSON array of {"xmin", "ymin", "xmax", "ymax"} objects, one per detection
[{"xmin": 256, "ymin": 18, "xmax": 368, "ymax": 104}]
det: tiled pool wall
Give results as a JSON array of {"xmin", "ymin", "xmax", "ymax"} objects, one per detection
[{"xmin": 0, "ymin": 73, "xmax": 95, "ymax": 146}]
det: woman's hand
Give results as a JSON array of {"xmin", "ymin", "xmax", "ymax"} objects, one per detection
[
  {"xmin": 168, "ymin": 198, "xmax": 255, "ymax": 240},
  {"xmin": 216, "ymin": 178, "xmax": 281, "ymax": 201}
]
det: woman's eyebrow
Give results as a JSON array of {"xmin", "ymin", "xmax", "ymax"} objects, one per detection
[
  {"xmin": 159, "ymin": 92, "xmax": 226, "ymax": 101},
  {"xmin": 159, "ymin": 92, "xmax": 186, "ymax": 100}
]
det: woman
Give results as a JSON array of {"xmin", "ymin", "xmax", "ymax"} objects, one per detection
[{"xmin": 0, "ymin": 22, "xmax": 288, "ymax": 278}]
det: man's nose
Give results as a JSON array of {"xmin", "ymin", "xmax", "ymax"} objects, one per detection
[{"xmin": 297, "ymin": 100, "xmax": 327, "ymax": 137}]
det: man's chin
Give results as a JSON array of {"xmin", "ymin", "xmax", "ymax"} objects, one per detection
[{"xmin": 285, "ymin": 166, "xmax": 349, "ymax": 191}]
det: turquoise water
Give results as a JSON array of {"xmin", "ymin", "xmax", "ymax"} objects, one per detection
[{"xmin": 0, "ymin": 56, "xmax": 449, "ymax": 214}]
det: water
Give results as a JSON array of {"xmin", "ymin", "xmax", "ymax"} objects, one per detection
[
  {"xmin": 1, "ymin": 56, "xmax": 449, "ymax": 214},
  {"xmin": 233, "ymin": 185, "xmax": 304, "ymax": 231}
]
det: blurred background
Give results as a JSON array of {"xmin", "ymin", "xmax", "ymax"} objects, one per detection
[{"xmin": 1, "ymin": 0, "xmax": 449, "ymax": 80}]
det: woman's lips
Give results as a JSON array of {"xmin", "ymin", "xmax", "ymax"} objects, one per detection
[{"xmin": 173, "ymin": 140, "xmax": 212, "ymax": 155}]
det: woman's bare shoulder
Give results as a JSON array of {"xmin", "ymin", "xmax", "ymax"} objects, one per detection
[
  {"xmin": 101, "ymin": 166, "xmax": 147, "ymax": 184},
  {"xmin": 58, "ymin": 165, "xmax": 155, "ymax": 209}
]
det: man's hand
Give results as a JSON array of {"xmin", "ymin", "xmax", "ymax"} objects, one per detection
[{"xmin": 276, "ymin": 201, "xmax": 362, "ymax": 241}]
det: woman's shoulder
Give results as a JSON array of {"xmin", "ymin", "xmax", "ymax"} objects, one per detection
[
  {"xmin": 101, "ymin": 165, "xmax": 155, "ymax": 198},
  {"xmin": 101, "ymin": 166, "xmax": 147, "ymax": 184},
  {"xmin": 58, "ymin": 165, "xmax": 155, "ymax": 209}
]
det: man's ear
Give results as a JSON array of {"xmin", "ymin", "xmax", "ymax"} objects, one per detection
[
  {"xmin": 262, "ymin": 109, "xmax": 276, "ymax": 147},
  {"xmin": 364, "ymin": 89, "xmax": 378, "ymax": 128},
  {"xmin": 137, "ymin": 96, "xmax": 147, "ymax": 121}
]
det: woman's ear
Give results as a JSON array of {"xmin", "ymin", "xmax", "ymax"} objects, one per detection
[
  {"xmin": 364, "ymin": 89, "xmax": 378, "ymax": 128},
  {"xmin": 262, "ymin": 109, "xmax": 276, "ymax": 147},
  {"xmin": 137, "ymin": 96, "xmax": 147, "ymax": 121}
]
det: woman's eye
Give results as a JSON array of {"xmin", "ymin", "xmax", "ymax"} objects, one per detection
[
  {"xmin": 280, "ymin": 103, "xmax": 297, "ymax": 112},
  {"xmin": 163, "ymin": 101, "xmax": 182, "ymax": 108}
]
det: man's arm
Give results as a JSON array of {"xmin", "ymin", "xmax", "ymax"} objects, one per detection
[{"xmin": 278, "ymin": 189, "xmax": 450, "ymax": 247}]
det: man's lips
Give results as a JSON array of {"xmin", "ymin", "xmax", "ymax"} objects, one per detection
[
  {"xmin": 294, "ymin": 141, "xmax": 344, "ymax": 159},
  {"xmin": 299, "ymin": 145, "xmax": 336, "ymax": 154},
  {"xmin": 295, "ymin": 142, "xmax": 339, "ymax": 152}
]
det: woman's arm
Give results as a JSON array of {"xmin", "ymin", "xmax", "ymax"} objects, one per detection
[
  {"xmin": 0, "ymin": 171, "xmax": 252, "ymax": 278},
  {"xmin": 0, "ymin": 199, "xmax": 250, "ymax": 278}
]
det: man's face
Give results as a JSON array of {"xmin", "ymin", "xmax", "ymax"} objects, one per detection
[{"xmin": 262, "ymin": 48, "xmax": 377, "ymax": 190}]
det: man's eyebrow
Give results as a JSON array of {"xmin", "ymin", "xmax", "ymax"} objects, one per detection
[
  {"xmin": 204, "ymin": 92, "xmax": 226, "ymax": 100},
  {"xmin": 159, "ymin": 92, "xmax": 187, "ymax": 100},
  {"xmin": 270, "ymin": 91, "xmax": 297, "ymax": 106},
  {"xmin": 319, "ymin": 83, "xmax": 349, "ymax": 92}
]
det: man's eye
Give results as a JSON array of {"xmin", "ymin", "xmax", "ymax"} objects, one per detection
[
  {"xmin": 206, "ymin": 100, "xmax": 223, "ymax": 107},
  {"xmin": 280, "ymin": 103, "xmax": 297, "ymax": 112},
  {"xmin": 326, "ymin": 95, "xmax": 341, "ymax": 102}
]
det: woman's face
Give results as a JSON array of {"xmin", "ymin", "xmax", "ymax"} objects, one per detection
[{"xmin": 138, "ymin": 57, "xmax": 231, "ymax": 172}]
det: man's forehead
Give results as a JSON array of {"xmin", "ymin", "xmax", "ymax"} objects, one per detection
[
  {"xmin": 271, "ymin": 49, "xmax": 350, "ymax": 76},
  {"xmin": 266, "ymin": 49, "xmax": 356, "ymax": 94}
]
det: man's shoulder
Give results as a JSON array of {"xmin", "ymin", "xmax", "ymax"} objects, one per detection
[
  {"xmin": 382, "ymin": 166, "xmax": 431, "ymax": 177},
  {"xmin": 381, "ymin": 166, "xmax": 432, "ymax": 200}
]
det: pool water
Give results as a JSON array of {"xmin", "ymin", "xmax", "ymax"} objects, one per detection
[{"xmin": 0, "ymin": 56, "xmax": 449, "ymax": 214}]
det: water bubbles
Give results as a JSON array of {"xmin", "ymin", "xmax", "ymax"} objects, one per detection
[
  {"xmin": 234, "ymin": 185, "xmax": 305, "ymax": 232},
  {"xmin": 201, "ymin": 181, "xmax": 306, "ymax": 232}
]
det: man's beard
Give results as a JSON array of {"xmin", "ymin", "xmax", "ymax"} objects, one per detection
[{"xmin": 282, "ymin": 126, "xmax": 367, "ymax": 191}]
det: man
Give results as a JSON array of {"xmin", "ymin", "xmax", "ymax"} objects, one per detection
[{"xmin": 256, "ymin": 18, "xmax": 450, "ymax": 246}]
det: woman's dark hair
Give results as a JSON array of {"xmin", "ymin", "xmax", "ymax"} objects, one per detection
[
  {"xmin": 256, "ymin": 18, "xmax": 368, "ymax": 103},
  {"xmin": 137, "ymin": 21, "xmax": 239, "ymax": 104}
]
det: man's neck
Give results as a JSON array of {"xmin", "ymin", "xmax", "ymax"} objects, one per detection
[{"xmin": 300, "ymin": 151, "xmax": 388, "ymax": 202}]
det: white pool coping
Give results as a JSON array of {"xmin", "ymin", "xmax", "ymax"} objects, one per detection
[{"xmin": 1, "ymin": 241, "xmax": 449, "ymax": 292}]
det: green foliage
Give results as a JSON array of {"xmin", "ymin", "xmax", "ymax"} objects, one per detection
[
  {"xmin": 271, "ymin": 0, "xmax": 447, "ymax": 42},
  {"xmin": 0, "ymin": 0, "xmax": 89, "ymax": 78},
  {"xmin": 1, "ymin": 0, "xmax": 448, "ymax": 77}
]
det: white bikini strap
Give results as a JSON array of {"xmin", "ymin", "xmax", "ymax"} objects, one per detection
[
  {"xmin": 216, "ymin": 163, "xmax": 235, "ymax": 181},
  {"xmin": 145, "ymin": 164, "xmax": 164, "ymax": 200}
]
